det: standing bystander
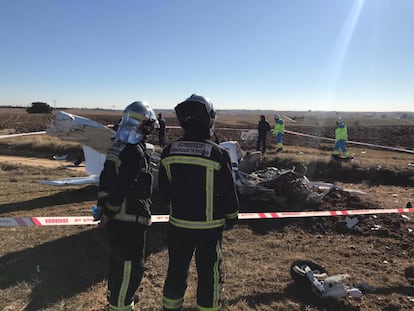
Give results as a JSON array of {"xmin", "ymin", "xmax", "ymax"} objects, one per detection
[
  {"xmin": 157, "ymin": 113, "xmax": 167, "ymax": 147},
  {"xmin": 332, "ymin": 117, "xmax": 352, "ymax": 160},
  {"xmin": 256, "ymin": 115, "xmax": 271, "ymax": 153}
]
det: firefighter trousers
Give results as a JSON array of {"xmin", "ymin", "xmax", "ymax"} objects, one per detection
[
  {"xmin": 162, "ymin": 224, "xmax": 223, "ymax": 311},
  {"xmin": 107, "ymin": 220, "xmax": 147, "ymax": 311}
]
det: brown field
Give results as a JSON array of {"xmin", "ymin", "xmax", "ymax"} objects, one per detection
[{"xmin": 1, "ymin": 108, "xmax": 414, "ymax": 311}]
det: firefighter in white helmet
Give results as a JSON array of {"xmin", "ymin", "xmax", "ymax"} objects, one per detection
[
  {"xmin": 96, "ymin": 101, "xmax": 157, "ymax": 311},
  {"xmin": 159, "ymin": 94, "xmax": 239, "ymax": 311}
]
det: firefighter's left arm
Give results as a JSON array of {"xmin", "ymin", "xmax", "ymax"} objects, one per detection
[{"xmin": 220, "ymin": 151, "xmax": 239, "ymax": 227}]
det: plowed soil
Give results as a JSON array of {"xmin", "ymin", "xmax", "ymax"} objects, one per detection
[{"xmin": 0, "ymin": 108, "xmax": 413, "ymax": 311}]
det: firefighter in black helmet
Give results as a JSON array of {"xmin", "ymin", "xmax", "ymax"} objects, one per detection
[{"xmin": 159, "ymin": 94, "xmax": 239, "ymax": 311}]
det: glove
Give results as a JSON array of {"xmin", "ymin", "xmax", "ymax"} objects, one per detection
[{"xmin": 92, "ymin": 205, "xmax": 103, "ymax": 221}]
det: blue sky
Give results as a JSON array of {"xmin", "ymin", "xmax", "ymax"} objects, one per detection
[{"xmin": 1, "ymin": 0, "xmax": 413, "ymax": 111}]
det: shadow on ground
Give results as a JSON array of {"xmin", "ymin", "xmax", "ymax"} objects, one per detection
[
  {"xmin": 0, "ymin": 186, "xmax": 97, "ymax": 215},
  {"xmin": 0, "ymin": 223, "xmax": 167, "ymax": 310}
]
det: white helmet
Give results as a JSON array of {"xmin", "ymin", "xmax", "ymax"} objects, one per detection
[
  {"xmin": 115, "ymin": 101, "xmax": 157, "ymax": 144},
  {"xmin": 274, "ymin": 113, "xmax": 280, "ymax": 120},
  {"xmin": 175, "ymin": 94, "xmax": 216, "ymax": 137}
]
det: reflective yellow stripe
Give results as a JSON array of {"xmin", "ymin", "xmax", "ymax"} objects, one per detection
[
  {"xmin": 162, "ymin": 155, "xmax": 221, "ymax": 171},
  {"xmin": 225, "ymin": 211, "xmax": 238, "ymax": 220},
  {"xmin": 163, "ymin": 160, "xmax": 172, "ymax": 182},
  {"xmin": 109, "ymin": 302, "xmax": 134, "ymax": 311},
  {"xmin": 162, "ymin": 295, "xmax": 184, "ymax": 309},
  {"xmin": 169, "ymin": 216, "xmax": 225, "ymax": 229},
  {"xmin": 106, "ymin": 201, "xmax": 121, "ymax": 212},
  {"xmin": 107, "ymin": 153, "xmax": 121, "ymax": 175},
  {"xmin": 161, "ymin": 155, "xmax": 221, "ymax": 183},
  {"xmin": 196, "ymin": 303, "xmax": 221, "ymax": 311},
  {"xmin": 206, "ymin": 166, "xmax": 214, "ymax": 221},
  {"xmin": 212, "ymin": 240, "xmax": 222, "ymax": 308},
  {"xmin": 129, "ymin": 111, "xmax": 147, "ymax": 121},
  {"xmin": 98, "ymin": 191, "xmax": 109, "ymax": 199},
  {"xmin": 118, "ymin": 261, "xmax": 132, "ymax": 308},
  {"xmin": 162, "ymin": 155, "xmax": 221, "ymax": 222}
]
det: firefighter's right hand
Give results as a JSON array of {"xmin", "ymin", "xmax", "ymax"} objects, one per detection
[{"xmin": 98, "ymin": 214, "xmax": 110, "ymax": 228}]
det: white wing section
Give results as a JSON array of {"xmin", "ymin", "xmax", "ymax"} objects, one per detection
[
  {"xmin": 83, "ymin": 145, "xmax": 106, "ymax": 176},
  {"xmin": 36, "ymin": 111, "xmax": 111, "ymax": 186},
  {"xmin": 0, "ymin": 131, "xmax": 46, "ymax": 139},
  {"xmin": 47, "ymin": 111, "xmax": 114, "ymax": 154},
  {"xmin": 38, "ymin": 175, "xmax": 99, "ymax": 186},
  {"xmin": 37, "ymin": 110, "xmax": 158, "ymax": 186}
]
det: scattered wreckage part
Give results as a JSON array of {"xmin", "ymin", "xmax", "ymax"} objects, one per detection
[
  {"xmin": 290, "ymin": 260, "xmax": 362, "ymax": 299},
  {"xmin": 237, "ymin": 167, "xmax": 356, "ymax": 208},
  {"xmin": 52, "ymin": 154, "xmax": 69, "ymax": 161},
  {"xmin": 320, "ymin": 274, "xmax": 362, "ymax": 299},
  {"xmin": 290, "ymin": 260, "xmax": 328, "ymax": 290},
  {"xmin": 345, "ymin": 216, "xmax": 359, "ymax": 229},
  {"xmin": 308, "ymin": 181, "xmax": 367, "ymax": 195},
  {"xmin": 356, "ymin": 282, "xmax": 376, "ymax": 293},
  {"xmin": 236, "ymin": 167, "xmax": 326, "ymax": 206}
]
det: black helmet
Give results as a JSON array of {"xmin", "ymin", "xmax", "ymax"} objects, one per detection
[{"xmin": 175, "ymin": 94, "xmax": 216, "ymax": 138}]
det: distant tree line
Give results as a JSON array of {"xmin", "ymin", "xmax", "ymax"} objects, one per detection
[{"xmin": 26, "ymin": 102, "xmax": 53, "ymax": 113}]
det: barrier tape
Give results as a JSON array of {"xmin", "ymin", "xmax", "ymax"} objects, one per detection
[
  {"xmin": 284, "ymin": 129, "xmax": 414, "ymax": 154},
  {"xmin": 207, "ymin": 127, "xmax": 414, "ymax": 154},
  {"xmin": 1, "ymin": 207, "xmax": 413, "ymax": 227}
]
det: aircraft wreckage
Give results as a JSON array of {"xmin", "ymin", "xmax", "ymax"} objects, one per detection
[
  {"xmin": 39, "ymin": 111, "xmax": 363, "ymax": 209},
  {"xmin": 218, "ymin": 141, "xmax": 361, "ymax": 211}
]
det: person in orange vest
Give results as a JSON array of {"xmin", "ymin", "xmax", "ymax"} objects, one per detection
[{"xmin": 332, "ymin": 117, "xmax": 352, "ymax": 160}]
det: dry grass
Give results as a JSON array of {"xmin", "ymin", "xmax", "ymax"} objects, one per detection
[{"xmin": 1, "ymin": 109, "xmax": 414, "ymax": 311}]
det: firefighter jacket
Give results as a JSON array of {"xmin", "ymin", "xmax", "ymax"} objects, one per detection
[
  {"xmin": 98, "ymin": 140, "xmax": 152, "ymax": 225},
  {"xmin": 335, "ymin": 123, "xmax": 348, "ymax": 142},
  {"xmin": 158, "ymin": 139, "xmax": 239, "ymax": 230},
  {"xmin": 273, "ymin": 119, "xmax": 285, "ymax": 134}
]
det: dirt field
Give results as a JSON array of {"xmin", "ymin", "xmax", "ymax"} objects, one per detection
[{"xmin": 0, "ymin": 108, "xmax": 414, "ymax": 311}]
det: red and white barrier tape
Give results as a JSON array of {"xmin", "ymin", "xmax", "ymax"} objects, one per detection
[
  {"xmin": 1, "ymin": 207, "xmax": 413, "ymax": 227},
  {"xmin": 284, "ymin": 130, "xmax": 414, "ymax": 154}
]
